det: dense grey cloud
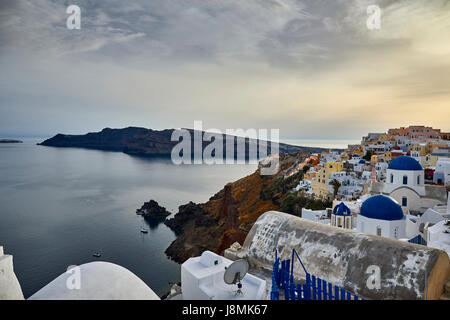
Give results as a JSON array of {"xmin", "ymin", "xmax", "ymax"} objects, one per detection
[
  {"xmin": 0, "ymin": 0, "xmax": 449, "ymax": 140},
  {"xmin": 0, "ymin": 0, "xmax": 383, "ymax": 67}
]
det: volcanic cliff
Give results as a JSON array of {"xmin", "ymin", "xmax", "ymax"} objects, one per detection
[
  {"xmin": 164, "ymin": 151, "xmax": 332, "ymax": 263},
  {"xmin": 38, "ymin": 127, "xmax": 328, "ymax": 157}
]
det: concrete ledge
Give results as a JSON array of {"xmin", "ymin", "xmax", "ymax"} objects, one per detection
[
  {"xmin": 0, "ymin": 246, "xmax": 24, "ymax": 300},
  {"xmin": 242, "ymin": 211, "xmax": 450, "ymax": 300}
]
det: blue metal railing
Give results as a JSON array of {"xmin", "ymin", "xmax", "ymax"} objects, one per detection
[{"xmin": 271, "ymin": 248, "xmax": 363, "ymax": 300}]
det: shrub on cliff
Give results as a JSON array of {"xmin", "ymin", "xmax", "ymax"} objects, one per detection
[
  {"xmin": 267, "ymin": 171, "xmax": 304, "ymax": 195},
  {"xmin": 280, "ymin": 194, "xmax": 332, "ymax": 216}
]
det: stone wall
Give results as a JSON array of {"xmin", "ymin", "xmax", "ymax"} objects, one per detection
[{"xmin": 238, "ymin": 211, "xmax": 449, "ymax": 300}]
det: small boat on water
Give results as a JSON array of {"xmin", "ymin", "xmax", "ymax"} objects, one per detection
[
  {"xmin": 140, "ymin": 227, "xmax": 148, "ymax": 233},
  {"xmin": 93, "ymin": 252, "xmax": 101, "ymax": 257}
]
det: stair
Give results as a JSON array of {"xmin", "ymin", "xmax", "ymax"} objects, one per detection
[{"xmin": 440, "ymin": 280, "xmax": 450, "ymax": 300}]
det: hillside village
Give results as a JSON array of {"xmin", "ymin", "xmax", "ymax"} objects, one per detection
[
  {"xmin": 3, "ymin": 125, "xmax": 450, "ymax": 301},
  {"xmin": 283, "ymin": 125, "xmax": 450, "ymax": 256},
  {"xmin": 161, "ymin": 124, "xmax": 450, "ymax": 301}
]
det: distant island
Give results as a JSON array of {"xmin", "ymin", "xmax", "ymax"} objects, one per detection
[
  {"xmin": 0, "ymin": 139, "xmax": 23, "ymax": 143},
  {"xmin": 38, "ymin": 127, "xmax": 341, "ymax": 158}
]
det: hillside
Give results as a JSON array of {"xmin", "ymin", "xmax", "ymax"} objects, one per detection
[
  {"xmin": 38, "ymin": 127, "xmax": 334, "ymax": 157},
  {"xmin": 164, "ymin": 151, "xmax": 332, "ymax": 263}
]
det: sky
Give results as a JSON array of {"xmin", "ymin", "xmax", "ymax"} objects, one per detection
[{"xmin": 1, "ymin": 0, "xmax": 449, "ymax": 140}]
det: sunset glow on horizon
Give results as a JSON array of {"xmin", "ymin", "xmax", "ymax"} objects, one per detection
[{"xmin": 1, "ymin": 0, "xmax": 449, "ymax": 139}]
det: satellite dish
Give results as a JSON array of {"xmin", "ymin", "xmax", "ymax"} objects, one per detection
[{"xmin": 223, "ymin": 259, "xmax": 249, "ymax": 295}]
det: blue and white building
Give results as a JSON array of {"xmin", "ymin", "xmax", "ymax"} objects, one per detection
[
  {"xmin": 369, "ymin": 156, "xmax": 447, "ymax": 214},
  {"xmin": 331, "ymin": 202, "xmax": 353, "ymax": 229},
  {"xmin": 356, "ymin": 195, "xmax": 406, "ymax": 239},
  {"xmin": 353, "ymin": 159, "xmax": 367, "ymax": 173}
]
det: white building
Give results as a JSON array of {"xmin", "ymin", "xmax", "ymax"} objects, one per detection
[
  {"xmin": 386, "ymin": 156, "xmax": 424, "ymax": 187},
  {"xmin": 426, "ymin": 220, "xmax": 450, "ymax": 256},
  {"xmin": 353, "ymin": 159, "xmax": 367, "ymax": 173},
  {"xmin": 331, "ymin": 202, "xmax": 353, "ymax": 229},
  {"xmin": 181, "ymin": 251, "xmax": 266, "ymax": 300},
  {"xmin": 347, "ymin": 155, "xmax": 362, "ymax": 166},
  {"xmin": 375, "ymin": 161, "xmax": 388, "ymax": 181},
  {"xmin": 30, "ymin": 261, "xmax": 160, "ymax": 300},
  {"xmin": 410, "ymin": 193, "xmax": 450, "ymax": 253},
  {"xmin": 363, "ymin": 144, "xmax": 389, "ymax": 155},
  {"xmin": 332, "ymin": 194, "xmax": 370, "ymax": 216},
  {"xmin": 320, "ymin": 151, "xmax": 341, "ymax": 164},
  {"xmin": 356, "ymin": 195, "xmax": 406, "ymax": 240},
  {"xmin": 369, "ymin": 156, "xmax": 447, "ymax": 214},
  {"xmin": 355, "ymin": 192, "xmax": 450, "ymax": 252},
  {"xmin": 328, "ymin": 171, "xmax": 365, "ymax": 199},
  {"xmin": 295, "ymin": 179, "xmax": 312, "ymax": 194},
  {"xmin": 433, "ymin": 158, "xmax": 450, "ymax": 186},
  {"xmin": 301, "ymin": 208, "xmax": 330, "ymax": 225}
]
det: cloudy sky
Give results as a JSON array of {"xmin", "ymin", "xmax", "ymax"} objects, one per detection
[{"xmin": 1, "ymin": 0, "xmax": 449, "ymax": 141}]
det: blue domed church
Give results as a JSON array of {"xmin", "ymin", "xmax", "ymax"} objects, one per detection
[
  {"xmin": 368, "ymin": 156, "xmax": 447, "ymax": 214},
  {"xmin": 356, "ymin": 195, "xmax": 406, "ymax": 239},
  {"xmin": 331, "ymin": 202, "xmax": 352, "ymax": 229}
]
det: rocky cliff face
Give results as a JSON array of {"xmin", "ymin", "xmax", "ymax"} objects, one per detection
[
  {"xmin": 38, "ymin": 127, "xmax": 173, "ymax": 154},
  {"xmin": 38, "ymin": 127, "xmax": 331, "ymax": 157},
  {"xmin": 0, "ymin": 139, "xmax": 23, "ymax": 143},
  {"xmin": 136, "ymin": 200, "xmax": 171, "ymax": 220},
  {"xmin": 163, "ymin": 151, "xmax": 314, "ymax": 263}
]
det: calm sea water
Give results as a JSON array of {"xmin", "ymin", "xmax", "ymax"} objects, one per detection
[{"xmin": 0, "ymin": 140, "xmax": 257, "ymax": 298}]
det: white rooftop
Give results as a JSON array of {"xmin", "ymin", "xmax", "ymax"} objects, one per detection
[
  {"xmin": 427, "ymin": 220, "xmax": 450, "ymax": 257},
  {"xmin": 181, "ymin": 251, "xmax": 266, "ymax": 300},
  {"xmin": 29, "ymin": 261, "xmax": 160, "ymax": 300}
]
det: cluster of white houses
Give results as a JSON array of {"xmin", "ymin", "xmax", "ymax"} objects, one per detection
[
  {"xmin": 295, "ymin": 126, "xmax": 450, "ymax": 204},
  {"xmin": 302, "ymin": 155, "xmax": 450, "ymax": 256},
  {"xmin": 2, "ymin": 127, "xmax": 449, "ymax": 301}
]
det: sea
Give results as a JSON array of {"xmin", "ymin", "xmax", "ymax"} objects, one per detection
[
  {"xmin": 0, "ymin": 139, "xmax": 257, "ymax": 298},
  {"xmin": 0, "ymin": 138, "xmax": 349, "ymax": 298}
]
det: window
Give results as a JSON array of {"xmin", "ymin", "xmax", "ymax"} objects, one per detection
[
  {"xmin": 402, "ymin": 197, "xmax": 407, "ymax": 207},
  {"xmin": 390, "ymin": 174, "xmax": 394, "ymax": 183},
  {"xmin": 376, "ymin": 226, "xmax": 382, "ymax": 236},
  {"xmin": 403, "ymin": 175, "xmax": 408, "ymax": 185},
  {"xmin": 417, "ymin": 175, "xmax": 420, "ymax": 185},
  {"xmin": 345, "ymin": 217, "xmax": 351, "ymax": 229}
]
